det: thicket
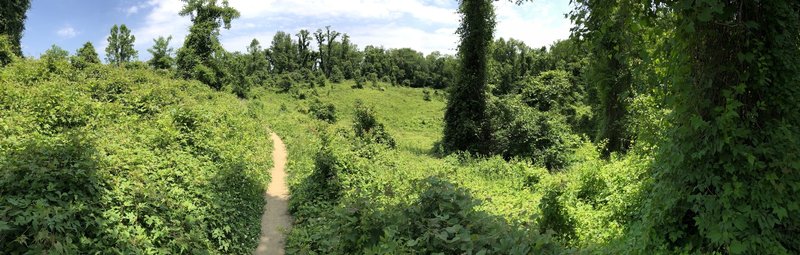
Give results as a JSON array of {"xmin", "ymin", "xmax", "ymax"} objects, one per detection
[
  {"xmin": 283, "ymin": 128, "xmax": 566, "ymax": 254},
  {"xmin": 352, "ymin": 101, "xmax": 395, "ymax": 149},
  {"xmin": 0, "ymin": 59, "xmax": 270, "ymax": 253},
  {"xmin": 308, "ymin": 98, "xmax": 337, "ymax": 123}
]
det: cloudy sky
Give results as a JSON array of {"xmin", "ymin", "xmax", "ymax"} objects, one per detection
[{"xmin": 21, "ymin": 0, "xmax": 573, "ymax": 60}]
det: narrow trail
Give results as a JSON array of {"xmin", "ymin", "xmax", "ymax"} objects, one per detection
[{"xmin": 255, "ymin": 133, "xmax": 292, "ymax": 255}]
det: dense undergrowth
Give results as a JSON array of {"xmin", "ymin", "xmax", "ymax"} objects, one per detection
[
  {"xmin": 0, "ymin": 59, "xmax": 271, "ymax": 253},
  {"xmin": 252, "ymin": 83, "xmax": 656, "ymax": 254}
]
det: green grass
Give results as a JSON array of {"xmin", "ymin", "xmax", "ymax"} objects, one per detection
[
  {"xmin": 251, "ymin": 80, "xmax": 651, "ymax": 254},
  {"xmin": 0, "ymin": 57, "xmax": 648, "ymax": 254}
]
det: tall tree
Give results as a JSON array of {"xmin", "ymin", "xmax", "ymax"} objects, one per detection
[
  {"xmin": 296, "ymin": 29, "xmax": 313, "ymax": 70},
  {"xmin": 269, "ymin": 31, "xmax": 298, "ymax": 73},
  {"xmin": 361, "ymin": 45, "xmax": 390, "ymax": 79},
  {"xmin": 76, "ymin": 42, "xmax": 100, "ymax": 64},
  {"xmin": 570, "ymin": 0, "xmax": 637, "ymax": 155},
  {"xmin": 314, "ymin": 29, "xmax": 326, "ymax": 74},
  {"xmin": 0, "ymin": 0, "xmax": 31, "ymax": 56},
  {"xmin": 323, "ymin": 26, "xmax": 341, "ymax": 76},
  {"xmin": 104, "ymin": 24, "xmax": 138, "ymax": 66},
  {"xmin": 443, "ymin": 0, "xmax": 495, "ymax": 154},
  {"xmin": 643, "ymin": 1, "xmax": 800, "ymax": 253},
  {"xmin": 176, "ymin": 0, "xmax": 240, "ymax": 89},
  {"xmin": 244, "ymin": 38, "xmax": 269, "ymax": 84},
  {"xmin": 338, "ymin": 34, "xmax": 361, "ymax": 79},
  {"xmin": 71, "ymin": 41, "xmax": 100, "ymax": 69},
  {"xmin": 147, "ymin": 35, "xmax": 174, "ymax": 69}
]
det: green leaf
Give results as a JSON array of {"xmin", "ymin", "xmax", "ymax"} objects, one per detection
[
  {"xmin": 774, "ymin": 206, "xmax": 788, "ymax": 220},
  {"xmin": 729, "ymin": 240, "xmax": 745, "ymax": 254}
]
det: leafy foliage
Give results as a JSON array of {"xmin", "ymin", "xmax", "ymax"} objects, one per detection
[
  {"xmin": 0, "ymin": 35, "xmax": 17, "ymax": 66},
  {"xmin": 176, "ymin": 0, "xmax": 240, "ymax": 89},
  {"xmin": 639, "ymin": 1, "xmax": 800, "ymax": 253},
  {"xmin": 0, "ymin": 60, "xmax": 270, "ymax": 253},
  {"xmin": 487, "ymin": 96, "xmax": 579, "ymax": 170},
  {"xmin": 0, "ymin": 0, "xmax": 31, "ymax": 56},
  {"xmin": 147, "ymin": 36, "xmax": 174, "ymax": 70},
  {"xmin": 72, "ymin": 42, "xmax": 101, "ymax": 69}
]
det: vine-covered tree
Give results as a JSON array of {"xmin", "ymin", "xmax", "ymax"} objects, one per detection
[
  {"xmin": 443, "ymin": 0, "xmax": 495, "ymax": 154},
  {"xmin": 0, "ymin": 0, "xmax": 31, "ymax": 56},
  {"xmin": 570, "ymin": 0, "xmax": 638, "ymax": 155},
  {"xmin": 105, "ymin": 24, "xmax": 138, "ymax": 66},
  {"xmin": 642, "ymin": 1, "xmax": 800, "ymax": 253},
  {"xmin": 147, "ymin": 36, "xmax": 174, "ymax": 69},
  {"xmin": 176, "ymin": 0, "xmax": 240, "ymax": 89}
]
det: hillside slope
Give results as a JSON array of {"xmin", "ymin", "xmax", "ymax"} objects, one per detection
[{"xmin": 0, "ymin": 60, "xmax": 271, "ymax": 253}]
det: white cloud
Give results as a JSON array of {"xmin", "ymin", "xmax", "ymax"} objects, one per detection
[
  {"xmin": 136, "ymin": 0, "xmax": 572, "ymax": 58},
  {"xmin": 494, "ymin": 0, "xmax": 572, "ymax": 49},
  {"xmin": 132, "ymin": 0, "xmax": 191, "ymax": 57},
  {"xmin": 57, "ymin": 25, "xmax": 78, "ymax": 38},
  {"xmin": 226, "ymin": 0, "xmax": 457, "ymax": 24},
  {"xmin": 126, "ymin": 5, "xmax": 140, "ymax": 15}
]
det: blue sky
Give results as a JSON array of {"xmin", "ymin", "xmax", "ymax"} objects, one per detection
[{"xmin": 21, "ymin": 0, "xmax": 573, "ymax": 60}]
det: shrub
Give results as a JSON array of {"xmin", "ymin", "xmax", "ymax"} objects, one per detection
[
  {"xmin": 353, "ymin": 101, "xmax": 395, "ymax": 148},
  {"xmin": 330, "ymin": 66, "xmax": 344, "ymax": 83},
  {"xmin": 488, "ymin": 96, "xmax": 579, "ymax": 171},
  {"xmin": 315, "ymin": 73, "xmax": 327, "ymax": 87},
  {"xmin": 422, "ymin": 89, "xmax": 431, "ymax": 101},
  {"xmin": 309, "ymin": 98, "xmax": 337, "ymax": 123},
  {"xmin": 519, "ymin": 70, "xmax": 592, "ymax": 135},
  {"xmin": 0, "ymin": 35, "xmax": 17, "ymax": 67},
  {"xmin": 277, "ymin": 73, "xmax": 294, "ymax": 92},
  {"xmin": 538, "ymin": 181, "xmax": 576, "ymax": 243},
  {"xmin": 366, "ymin": 177, "xmax": 563, "ymax": 254},
  {"xmin": 352, "ymin": 76, "xmax": 365, "ymax": 89}
]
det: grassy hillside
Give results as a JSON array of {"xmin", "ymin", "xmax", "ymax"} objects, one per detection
[
  {"xmin": 252, "ymin": 82, "xmax": 651, "ymax": 254},
  {"xmin": 0, "ymin": 60, "xmax": 271, "ymax": 253}
]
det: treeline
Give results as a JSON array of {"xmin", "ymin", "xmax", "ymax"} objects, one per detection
[{"xmin": 1, "ymin": 0, "xmax": 581, "ymax": 102}]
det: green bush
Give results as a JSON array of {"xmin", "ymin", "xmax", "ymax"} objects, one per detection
[
  {"xmin": 330, "ymin": 66, "xmax": 345, "ymax": 83},
  {"xmin": 353, "ymin": 101, "xmax": 395, "ymax": 148},
  {"xmin": 0, "ymin": 35, "xmax": 18, "ymax": 67},
  {"xmin": 422, "ymin": 89, "xmax": 431, "ymax": 101},
  {"xmin": 352, "ymin": 76, "xmax": 365, "ymax": 89},
  {"xmin": 309, "ymin": 98, "xmax": 337, "ymax": 123},
  {"xmin": 538, "ymin": 181, "xmax": 576, "ymax": 243},
  {"xmin": 315, "ymin": 73, "xmax": 327, "ymax": 87},
  {"xmin": 276, "ymin": 73, "xmax": 295, "ymax": 92},
  {"xmin": 488, "ymin": 96, "xmax": 579, "ymax": 170},
  {"xmin": 518, "ymin": 70, "xmax": 592, "ymax": 135}
]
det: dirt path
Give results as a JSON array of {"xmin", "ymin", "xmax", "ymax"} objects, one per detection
[{"xmin": 255, "ymin": 133, "xmax": 291, "ymax": 255}]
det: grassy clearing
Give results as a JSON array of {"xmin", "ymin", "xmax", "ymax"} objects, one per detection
[{"xmin": 251, "ymin": 81, "xmax": 649, "ymax": 254}]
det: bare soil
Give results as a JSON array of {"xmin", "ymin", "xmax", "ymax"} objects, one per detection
[{"xmin": 254, "ymin": 133, "xmax": 291, "ymax": 255}]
